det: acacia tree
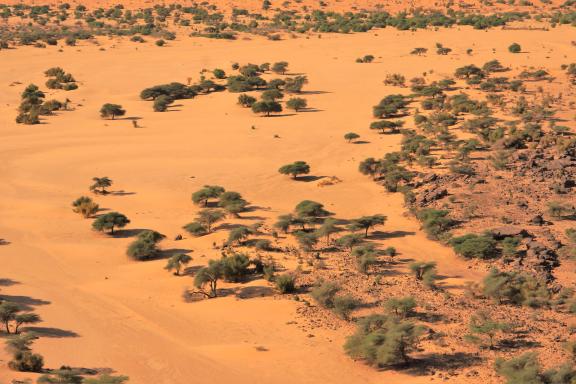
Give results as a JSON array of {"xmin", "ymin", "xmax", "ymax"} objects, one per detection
[
  {"xmin": 218, "ymin": 191, "xmax": 248, "ymax": 217},
  {"xmin": 0, "ymin": 302, "xmax": 40, "ymax": 334},
  {"xmin": 344, "ymin": 132, "xmax": 360, "ymax": 143},
  {"xmin": 251, "ymin": 100, "xmax": 282, "ymax": 116},
  {"xmin": 335, "ymin": 233, "xmax": 363, "ymax": 251},
  {"xmin": 100, "ymin": 104, "xmax": 125, "ymax": 119},
  {"xmin": 286, "ymin": 97, "xmax": 307, "ymax": 111},
  {"xmin": 316, "ymin": 218, "xmax": 339, "ymax": 244},
  {"xmin": 344, "ymin": 315, "xmax": 424, "ymax": 367},
  {"xmin": 261, "ymin": 89, "xmax": 284, "ymax": 102},
  {"xmin": 90, "ymin": 177, "xmax": 113, "ymax": 194},
  {"xmin": 126, "ymin": 230, "xmax": 164, "ymax": 261},
  {"xmin": 293, "ymin": 230, "xmax": 319, "ymax": 252},
  {"xmin": 284, "ymin": 76, "xmax": 307, "ymax": 93},
  {"xmin": 92, "ymin": 212, "xmax": 130, "ymax": 234},
  {"xmin": 278, "ymin": 161, "xmax": 310, "ymax": 179},
  {"xmin": 5, "ymin": 332, "xmax": 44, "ymax": 372},
  {"xmin": 71, "ymin": 196, "xmax": 99, "ymax": 218},
  {"xmin": 349, "ymin": 215, "xmax": 387, "ymax": 238},
  {"xmin": 197, "ymin": 209, "xmax": 226, "ymax": 233},
  {"xmin": 193, "ymin": 259, "xmax": 224, "ymax": 298},
  {"xmin": 271, "ymin": 61, "xmax": 289, "ymax": 74},
  {"xmin": 192, "ymin": 185, "xmax": 225, "ymax": 206},
  {"xmin": 274, "ymin": 214, "xmax": 294, "ymax": 233},
  {"xmin": 237, "ymin": 94, "xmax": 256, "ymax": 107},
  {"xmin": 227, "ymin": 226, "xmax": 254, "ymax": 245},
  {"xmin": 464, "ymin": 311, "xmax": 511, "ymax": 349},
  {"xmin": 164, "ymin": 253, "xmax": 192, "ymax": 276}
]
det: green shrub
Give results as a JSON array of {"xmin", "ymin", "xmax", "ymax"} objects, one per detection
[
  {"xmin": 449, "ymin": 234, "xmax": 498, "ymax": 259},
  {"xmin": 275, "ymin": 273, "xmax": 296, "ymax": 293},
  {"xmin": 344, "ymin": 315, "xmax": 424, "ymax": 367}
]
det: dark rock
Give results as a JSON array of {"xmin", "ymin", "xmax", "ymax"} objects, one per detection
[
  {"xmin": 529, "ymin": 215, "xmax": 544, "ymax": 226},
  {"xmin": 490, "ymin": 226, "xmax": 531, "ymax": 240}
]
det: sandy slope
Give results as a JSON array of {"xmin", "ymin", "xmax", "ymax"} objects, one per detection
[{"xmin": 0, "ymin": 25, "xmax": 573, "ymax": 383}]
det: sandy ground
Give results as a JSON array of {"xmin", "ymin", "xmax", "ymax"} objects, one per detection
[{"xmin": 1, "ymin": 25, "xmax": 574, "ymax": 383}]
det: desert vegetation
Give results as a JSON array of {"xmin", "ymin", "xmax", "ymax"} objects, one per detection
[{"xmin": 1, "ymin": 2, "xmax": 576, "ymax": 384}]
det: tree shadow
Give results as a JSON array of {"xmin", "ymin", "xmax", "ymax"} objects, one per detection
[
  {"xmin": 109, "ymin": 190, "xmax": 136, "ymax": 196},
  {"xmin": 0, "ymin": 278, "xmax": 19, "ymax": 287},
  {"xmin": 181, "ymin": 265, "xmax": 203, "ymax": 277},
  {"xmin": 369, "ymin": 230, "xmax": 415, "ymax": 240},
  {"xmin": 111, "ymin": 229, "xmax": 149, "ymax": 238},
  {"xmin": 402, "ymin": 352, "xmax": 483, "ymax": 375},
  {"xmin": 116, "ymin": 116, "xmax": 142, "ymax": 121},
  {"xmin": 413, "ymin": 311, "xmax": 444, "ymax": 323},
  {"xmin": 235, "ymin": 285, "xmax": 275, "ymax": 299},
  {"xmin": 214, "ymin": 223, "xmax": 247, "ymax": 231},
  {"xmin": 299, "ymin": 108, "xmax": 324, "ymax": 113},
  {"xmin": 352, "ymin": 141, "xmax": 370, "ymax": 144},
  {"xmin": 239, "ymin": 215, "xmax": 268, "ymax": 221},
  {"xmin": 264, "ymin": 113, "xmax": 297, "ymax": 118},
  {"xmin": 296, "ymin": 175, "xmax": 326, "ymax": 182},
  {"xmin": 299, "ymin": 90, "xmax": 331, "ymax": 95},
  {"xmin": 22, "ymin": 327, "xmax": 79, "ymax": 338},
  {"xmin": 244, "ymin": 205, "xmax": 270, "ymax": 212},
  {"xmin": 161, "ymin": 248, "xmax": 193, "ymax": 258},
  {"xmin": 0, "ymin": 295, "xmax": 51, "ymax": 311}
]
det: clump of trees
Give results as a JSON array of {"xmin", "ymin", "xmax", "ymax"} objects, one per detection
[
  {"xmin": 495, "ymin": 352, "xmax": 576, "ymax": 384},
  {"xmin": 192, "ymin": 252, "xmax": 256, "ymax": 298},
  {"xmin": 384, "ymin": 296, "xmax": 417, "ymax": 318},
  {"xmin": 416, "ymin": 209, "xmax": 455, "ymax": 240},
  {"xmin": 38, "ymin": 369, "xmax": 129, "ymax": 384},
  {"xmin": 373, "ymin": 94, "xmax": 409, "ymax": 118},
  {"xmin": 184, "ymin": 209, "xmax": 226, "ymax": 236},
  {"xmin": 237, "ymin": 94, "xmax": 256, "ymax": 107},
  {"xmin": 153, "ymin": 95, "xmax": 174, "ymax": 112},
  {"xmin": 44, "ymin": 67, "xmax": 78, "ymax": 90},
  {"xmin": 449, "ymin": 233, "xmax": 498, "ymax": 259},
  {"xmin": 16, "ymin": 84, "xmax": 66, "ymax": 125},
  {"xmin": 100, "ymin": 103, "xmax": 125, "ymax": 119},
  {"xmin": 311, "ymin": 281, "xmax": 358, "ymax": 320},
  {"xmin": 358, "ymin": 153, "xmax": 413, "ymax": 192},
  {"xmin": 344, "ymin": 314, "xmax": 424, "ymax": 367},
  {"xmin": 351, "ymin": 244, "xmax": 378, "ymax": 274},
  {"xmin": 5, "ymin": 333, "xmax": 44, "ymax": 372},
  {"xmin": 140, "ymin": 82, "xmax": 199, "ymax": 101},
  {"xmin": 482, "ymin": 268, "xmax": 550, "ymax": 308}
]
